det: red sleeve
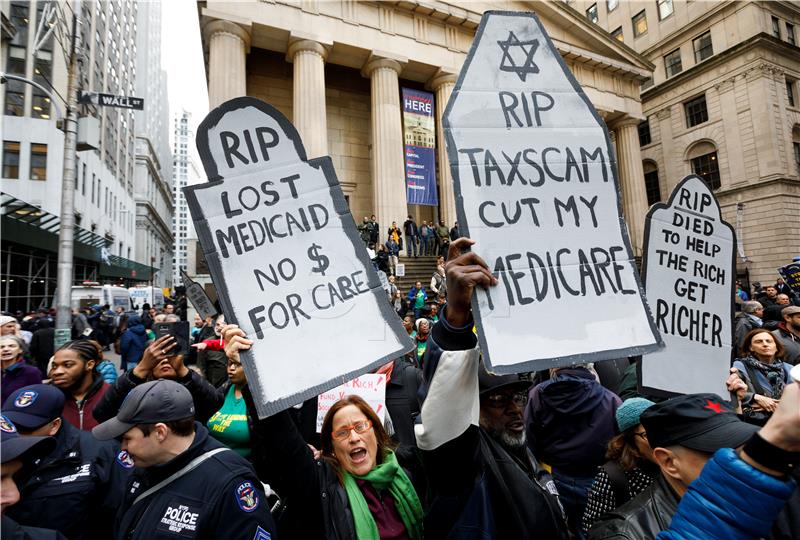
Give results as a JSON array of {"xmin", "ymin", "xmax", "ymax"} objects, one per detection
[{"xmin": 202, "ymin": 338, "xmax": 225, "ymax": 351}]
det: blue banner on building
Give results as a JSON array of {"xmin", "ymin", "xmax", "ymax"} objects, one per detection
[{"xmin": 402, "ymin": 88, "xmax": 438, "ymax": 206}]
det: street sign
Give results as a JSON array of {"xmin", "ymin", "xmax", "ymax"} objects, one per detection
[{"xmin": 79, "ymin": 91, "xmax": 144, "ymax": 110}]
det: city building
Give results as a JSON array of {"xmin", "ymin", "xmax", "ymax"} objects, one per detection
[
  {"xmin": 134, "ymin": 0, "xmax": 174, "ymax": 289},
  {"xmin": 571, "ymin": 0, "xmax": 800, "ymax": 286},
  {"xmin": 172, "ymin": 109, "xmax": 201, "ymax": 285},
  {"xmin": 0, "ymin": 0, "xmax": 159, "ymax": 312},
  {"xmin": 197, "ymin": 0, "xmax": 656, "ymax": 256}
]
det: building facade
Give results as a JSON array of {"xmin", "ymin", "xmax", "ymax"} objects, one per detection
[
  {"xmin": 134, "ymin": 0, "xmax": 174, "ymax": 289},
  {"xmin": 571, "ymin": 0, "xmax": 800, "ymax": 286},
  {"xmin": 172, "ymin": 110, "xmax": 201, "ymax": 285},
  {"xmin": 198, "ymin": 0, "xmax": 657, "ymax": 255}
]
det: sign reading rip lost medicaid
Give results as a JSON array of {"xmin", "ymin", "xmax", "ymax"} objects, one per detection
[
  {"xmin": 184, "ymin": 98, "xmax": 412, "ymax": 418},
  {"xmin": 444, "ymin": 11, "xmax": 662, "ymax": 373},
  {"xmin": 639, "ymin": 176, "xmax": 735, "ymax": 397}
]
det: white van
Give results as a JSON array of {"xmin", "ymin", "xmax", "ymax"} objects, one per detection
[
  {"xmin": 71, "ymin": 285, "xmax": 132, "ymax": 311},
  {"xmin": 128, "ymin": 286, "xmax": 164, "ymax": 311}
]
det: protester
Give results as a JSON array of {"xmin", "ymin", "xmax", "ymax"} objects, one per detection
[
  {"xmin": 772, "ymin": 305, "xmax": 800, "ymax": 365},
  {"xmin": 1, "ymin": 335, "xmax": 41, "ymax": 405},
  {"xmin": 525, "ymin": 364, "xmax": 621, "ymax": 538},
  {"xmin": 763, "ymin": 294, "xmax": 793, "ymax": 327},
  {"xmin": 449, "ymin": 221, "xmax": 460, "ymax": 242},
  {"xmin": 207, "ymin": 354, "xmax": 252, "ymax": 458},
  {"xmin": 386, "ymin": 236, "xmax": 400, "ymax": 276},
  {"xmin": 378, "ymin": 357, "xmax": 422, "ymax": 448},
  {"xmin": 71, "ymin": 308, "xmax": 90, "ymax": 340},
  {"xmin": 392, "ymin": 290, "xmax": 408, "ymax": 318},
  {"xmin": 92, "ymin": 379, "xmax": 277, "ymax": 539},
  {"xmin": 588, "ymin": 393, "xmax": 760, "ymax": 539},
  {"xmin": 414, "ymin": 237, "xmax": 569, "ymax": 538},
  {"xmin": 735, "ymin": 300, "xmax": 763, "ymax": 350},
  {"xmin": 28, "ymin": 317, "xmax": 55, "ymax": 377},
  {"xmin": 430, "ymin": 264, "xmax": 446, "ymax": 298},
  {"xmin": 196, "ymin": 314, "xmax": 228, "ymax": 387},
  {"xmin": 50, "ymin": 340, "xmax": 111, "ymax": 431},
  {"xmin": 733, "ymin": 329, "xmax": 793, "ymax": 425},
  {"xmin": 369, "ymin": 214, "xmax": 380, "ymax": 244},
  {"xmin": 407, "ymin": 281, "xmax": 427, "ymax": 320},
  {"xmin": 410, "ymin": 319, "xmax": 430, "ymax": 368},
  {"xmin": 1, "ymin": 413, "xmax": 60, "ymax": 539},
  {"xmin": 758, "ymin": 285, "xmax": 780, "ymax": 307},
  {"xmin": 0, "ymin": 315, "xmax": 19, "ymax": 337},
  {"xmin": 402, "ymin": 315, "xmax": 414, "ymax": 336},
  {"xmin": 2, "ymin": 384, "xmax": 130, "ymax": 539},
  {"xmin": 94, "ymin": 334, "xmax": 223, "ymax": 425},
  {"xmin": 403, "ymin": 215, "xmax": 419, "ymax": 258},
  {"xmin": 387, "ymin": 221, "xmax": 402, "ymax": 250},
  {"xmin": 118, "ymin": 315, "xmax": 147, "ymax": 372},
  {"xmin": 582, "ymin": 398, "xmax": 658, "ymax": 534}
]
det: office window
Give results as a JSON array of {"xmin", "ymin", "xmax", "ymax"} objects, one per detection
[
  {"xmin": 4, "ymin": 47, "xmax": 26, "ymax": 116},
  {"xmin": 607, "ymin": 0, "xmax": 619, "ymax": 12},
  {"xmin": 30, "ymin": 144, "xmax": 48, "ymax": 181},
  {"xmin": 787, "ymin": 23, "xmax": 796, "ymax": 45},
  {"xmin": 2, "ymin": 142, "xmax": 21, "ymax": 179},
  {"xmin": 664, "ymin": 49, "xmax": 683, "ymax": 78},
  {"xmin": 691, "ymin": 151, "xmax": 720, "ymax": 190},
  {"xmin": 586, "ymin": 4, "xmax": 598, "ymax": 23},
  {"xmin": 638, "ymin": 121, "xmax": 652, "ymax": 146},
  {"xmin": 772, "ymin": 16, "xmax": 781, "ymax": 39},
  {"xmin": 693, "ymin": 31, "xmax": 713, "ymax": 63},
  {"xmin": 74, "ymin": 159, "xmax": 79, "ymax": 190},
  {"xmin": 788, "ymin": 79, "xmax": 796, "ymax": 107},
  {"xmin": 794, "ymin": 140, "xmax": 800, "ymax": 175},
  {"xmin": 82, "ymin": 164, "xmax": 87, "ymax": 195},
  {"xmin": 611, "ymin": 26, "xmax": 624, "ymax": 42},
  {"xmin": 643, "ymin": 162, "xmax": 661, "ymax": 206},
  {"xmin": 684, "ymin": 95, "xmax": 708, "ymax": 127},
  {"xmin": 657, "ymin": 0, "xmax": 673, "ymax": 20},
  {"xmin": 633, "ymin": 10, "xmax": 648, "ymax": 37}
]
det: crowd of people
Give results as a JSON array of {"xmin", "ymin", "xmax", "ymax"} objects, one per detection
[{"xmin": 1, "ymin": 237, "xmax": 799, "ymax": 539}]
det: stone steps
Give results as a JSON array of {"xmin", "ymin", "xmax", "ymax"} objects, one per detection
[{"xmin": 395, "ymin": 255, "xmax": 438, "ymax": 296}]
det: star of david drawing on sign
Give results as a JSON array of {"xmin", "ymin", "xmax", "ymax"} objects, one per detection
[{"xmin": 497, "ymin": 31, "xmax": 540, "ymax": 81}]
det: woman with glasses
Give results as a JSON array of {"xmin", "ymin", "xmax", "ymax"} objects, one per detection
[
  {"xmin": 207, "ymin": 356, "xmax": 252, "ymax": 458},
  {"xmin": 582, "ymin": 398, "xmax": 658, "ymax": 534},
  {"xmin": 224, "ymin": 325, "xmax": 425, "ymax": 540}
]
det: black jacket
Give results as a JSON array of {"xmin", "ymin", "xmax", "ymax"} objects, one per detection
[
  {"xmin": 93, "ymin": 369, "xmax": 223, "ymax": 425},
  {"xmin": 1, "ymin": 516, "xmax": 66, "ymax": 540},
  {"xmin": 588, "ymin": 474, "xmax": 679, "ymax": 539},
  {"xmin": 403, "ymin": 219, "xmax": 418, "ymax": 237},
  {"xmin": 115, "ymin": 424, "xmax": 276, "ymax": 540},
  {"xmin": 6, "ymin": 421, "xmax": 132, "ymax": 540},
  {"xmin": 244, "ymin": 389, "xmax": 424, "ymax": 540},
  {"xmin": 29, "ymin": 327, "xmax": 55, "ymax": 375},
  {"xmin": 385, "ymin": 357, "xmax": 422, "ymax": 447}
]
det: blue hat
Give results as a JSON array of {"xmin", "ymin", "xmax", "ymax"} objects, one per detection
[
  {"xmin": 3, "ymin": 384, "xmax": 66, "ymax": 430},
  {"xmin": 0, "ymin": 414, "xmax": 55, "ymax": 463},
  {"xmin": 615, "ymin": 397, "xmax": 655, "ymax": 433}
]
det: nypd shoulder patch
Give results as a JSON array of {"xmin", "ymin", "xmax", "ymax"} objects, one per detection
[{"xmin": 235, "ymin": 481, "xmax": 259, "ymax": 513}]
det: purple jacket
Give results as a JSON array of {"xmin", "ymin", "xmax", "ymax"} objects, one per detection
[
  {"xmin": 2, "ymin": 362, "xmax": 43, "ymax": 404},
  {"xmin": 525, "ymin": 367, "xmax": 621, "ymax": 476}
]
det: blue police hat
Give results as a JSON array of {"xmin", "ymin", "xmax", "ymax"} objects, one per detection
[
  {"xmin": 0, "ymin": 414, "xmax": 55, "ymax": 464},
  {"xmin": 2, "ymin": 384, "xmax": 66, "ymax": 430}
]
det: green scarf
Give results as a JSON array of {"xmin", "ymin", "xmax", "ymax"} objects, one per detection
[{"xmin": 341, "ymin": 450, "xmax": 423, "ymax": 540}]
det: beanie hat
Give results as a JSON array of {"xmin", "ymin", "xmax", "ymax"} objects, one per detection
[
  {"xmin": 0, "ymin": 315, "xmax": 16, "ymax": 327},
  {"xmin": 615, "ymin": 397, "xmax": 655, "ymax": 433}
]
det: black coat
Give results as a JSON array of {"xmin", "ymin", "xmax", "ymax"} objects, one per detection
[
  {"xmin": 6, "ymin": 421, "xmax": 132, "ymax": 540},
  {"xmin": 1, "ymin": 516, "xmax": 66, "ymax": 540},
  {"xmin": 403, "ymin": 219, "xmax": 418, "ymax": 237},
  {"xmin": 385, "ymin": 358, "xmax": 422, "ymax": 448}
]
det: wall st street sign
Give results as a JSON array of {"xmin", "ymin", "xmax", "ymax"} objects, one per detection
[{"xmin": 80, "ymin": 91, "xmax": 144, "ymax": 110}]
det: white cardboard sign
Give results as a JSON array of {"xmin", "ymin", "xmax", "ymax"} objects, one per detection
[
  {"xmin": 184, "ymin": 98, "xmax": 412, "ymax": 418},
  {"xmin": 316, "ymin": 373, "xmax": 387, "ymax": 432},
  {"xmin": 639, "ymin": 176, "xmax": 734, "ymax": 397},
  {"xmin": 444, "ymin": 12, "xmax": 662, "ymax": 373}
]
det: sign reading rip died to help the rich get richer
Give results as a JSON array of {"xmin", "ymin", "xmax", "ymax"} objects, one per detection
[
  {"xmin": 316, "ymin": 374, "xmax": 387, "ymax": 432},
  {"xmin": 184, "ymin": 98, "xmax": 412, "ymax": 418},
  {"xmin": 444, "ymin": 11, "xmax": 662, "ymax": 373},
  {"xmin": 639, "ymin": 176, "xmax": 735, "ymax": 397}
]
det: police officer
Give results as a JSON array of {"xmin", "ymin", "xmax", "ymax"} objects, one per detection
[
  {"xmin": 92, "ymin": 379, "xmax": 277, "ymax": 540},
  {"xmin": 2, "ymin": 384, "xmax": 131, "ymax": 540},
  {"xmin": 1, "ymin": 412, "xmax": 63, "ymax": 539}
]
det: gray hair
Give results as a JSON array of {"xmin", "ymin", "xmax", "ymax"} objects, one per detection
[
  {"xmin": 742, "ymin": 301, "xmax": 763, "ymax": 314},
  {"xmin": 0, "ymin": 334, "xmax": 29, "ymax": 357}
]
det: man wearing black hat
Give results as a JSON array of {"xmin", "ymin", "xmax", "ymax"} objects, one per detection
[
  {"xmin": 92, "ymin": 379, "xmax": 276, "ymax": 540},
  {"xmin": 414, "ymin": 238, "xmax": 568, "ymax": 539},
  {"xmin": 588, "ymin": 393, "xmax": 758, "ymax": 539},
  {"xmin": 2, "ymin": 384, "xmax": 130, "ymax": 540},
  {"xmin": 1, "ymin": 413, "xmax": 64, "ymax": 539}
]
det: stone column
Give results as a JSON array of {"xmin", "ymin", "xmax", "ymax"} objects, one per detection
[
  {"xmin": 613, "ymin": 117, "xmax": 649, "ymax": 257},
  {"xmin": 203, "ymin": 20, "xmax": 251, "ymax": 108},
  {"xmin": 287, "ymin": 39, "xmax": 330, "ymax": 158},
  {"xmin": 363, "ymin": 55, "xmax": 407, "ymax": 243},
  {"xmin": 429, "ymin": 69, "xmax": 459, "ymax": 228}
]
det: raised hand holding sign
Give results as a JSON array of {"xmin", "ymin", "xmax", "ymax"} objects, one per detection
[{"xmin": 184, "ymin": 98, "xmax": 412, "ymax": 417}]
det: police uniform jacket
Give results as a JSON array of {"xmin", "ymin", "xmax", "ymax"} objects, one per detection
[
  {"xmin": 5, "ymin": 419, "xmax": 132, "ymax": 540},
  {"xmin": 116, "ymin": 423, "xmax": 276, "ymax": 540}
]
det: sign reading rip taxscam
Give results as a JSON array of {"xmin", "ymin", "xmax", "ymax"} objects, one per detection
[
  {"xmin": 444, "ymin": 11, "xmax": 661, "ymax": 373},
  {"xmin": 640, "ymin": 176, "xmax": 735, "ymax": 397},
  {"xmin": 184, "ymin": 98, "xmax": 412, "ymax": 418}
]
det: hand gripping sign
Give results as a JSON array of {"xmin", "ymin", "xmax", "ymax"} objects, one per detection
[
  {"xmin": 444, "ymin": 11, "xmax": 662, "ymax": 373},
  {"xmin": 184, "ymin": 98, "xmax": 412, "ymax": 418},
  {"xmin": 639, "ymin": 176, "xmax": 735, "ymax": 397}
]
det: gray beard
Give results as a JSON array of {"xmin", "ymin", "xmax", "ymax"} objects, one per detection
[{"xmin": 481, "ymin": 423, "xmax": 527, "ymax": 451}]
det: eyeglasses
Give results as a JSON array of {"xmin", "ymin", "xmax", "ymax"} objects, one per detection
[
  {"xmin": 228, "ymin": 361, "xmax": 242, "ymax": 369},
  {"xmin": 633, "ymin": 431, "xmax": 648, "ymax": 441},
  {"xmin": 332, "ymin": 419, "xmax": 372, "ymax": 441},
  {"xmin": 484, "ymin": 391, "xmax": 529, "ymax": 409}
]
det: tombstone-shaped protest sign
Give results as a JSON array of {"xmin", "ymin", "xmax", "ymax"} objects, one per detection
[
  {"xmin": 184, "ymin": 98, "xmax": 412, "ymax": 418},
  {"xmin": 444, "ymin": 11, "xmax": 662, "ymax": 373},
  {"xmin": 639, "ymin": 176, "xmax": 735, "ymax": 397},
  {"xmin": 180, "ymin": 269, "xmax": 217, "ymax": 320}
]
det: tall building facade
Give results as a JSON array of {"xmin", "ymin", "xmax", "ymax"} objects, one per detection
[
  {"xmin": 571, "ymin": 0, "xmax": 800, "ymax": 286},
  {"xmin": 198, "ymin": 0, "xmax": 655, "ymax": 253},
  {"xmin": 134, "ymin": 0, "xmax": 174, "ymax": 289},
  {"xmin": 172, "ymin": 110, "xmax": 197, "ymax": 285}
]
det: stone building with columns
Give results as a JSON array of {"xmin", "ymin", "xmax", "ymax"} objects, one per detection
[
  {"xmin": 198, "ymin": 0, "xmax": 655, "ymax": 254},
  {"xmin": 571, "ymin": 0, "xmax": 800, "ymax": 286}
]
